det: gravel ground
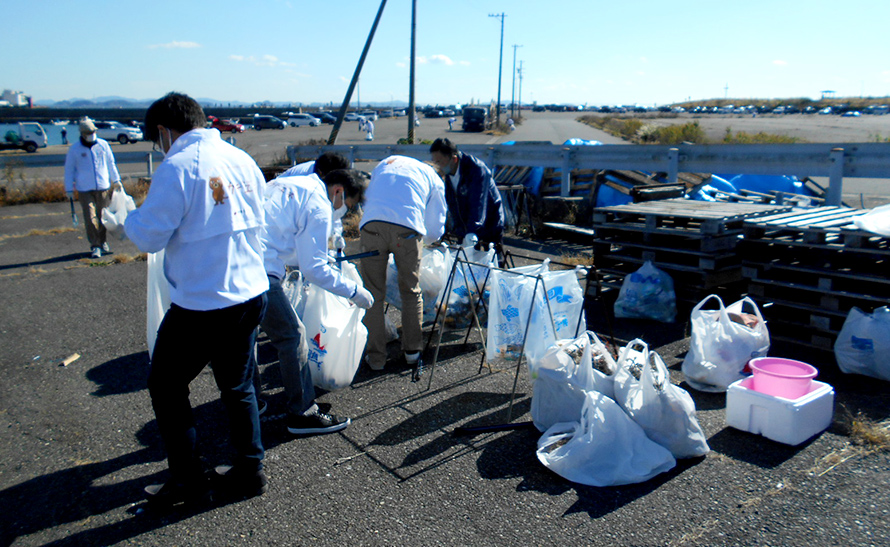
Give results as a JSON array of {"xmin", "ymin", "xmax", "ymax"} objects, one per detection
[{"xmin": 1, "ymin": 202, "xmax": 889, "ymax": 546}]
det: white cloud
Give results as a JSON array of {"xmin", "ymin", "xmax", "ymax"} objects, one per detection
[
  {"xmin": 773, "ymin": 60, "xmax": 788, "ymax": 66},
  {"xmin": 148, "ymin": 41, "xmax": 201, "ymax": 49},
  {"xmin": 459, "ymin": 60, "xmax": 471, "ymax": 66},
  {"xmin": 429, "ymin": 54, "xmax": 454, "ymax": 65},
  {"xmin": 229, "ymin": 54, "xmax": 292, "ymax": 67}
]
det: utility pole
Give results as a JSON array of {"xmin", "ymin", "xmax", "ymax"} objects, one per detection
[
  {"xmin": 489, "ymin": 12, "xmax": 506, "ymax": 126},
  {"xmin": 328, "ymin": 0, "xmax": 387, "ymax": 145},
  {"xmin": 510, "ymin": 44, "xmax": 522, "ymax": 119},
  {"xmin": 517, "ymin": 61, "xmax": 524, "ymax": 116},
  {"xmin": 407, "ymin": 0, "xmax": 417, "ymax": 144}
]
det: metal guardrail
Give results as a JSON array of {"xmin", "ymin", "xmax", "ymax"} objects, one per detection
[{"xmin": 287, "ymin": 142, "xmax": 890, "ymax": 206}]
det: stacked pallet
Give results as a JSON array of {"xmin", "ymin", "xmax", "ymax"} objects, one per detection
[
  {"xmin": 592, "ymin": 199, "xmax": 793, "ymax": 314},
  {"xmin": 740, "ymin": 206, "xmax": 890, "ymax": 354}
]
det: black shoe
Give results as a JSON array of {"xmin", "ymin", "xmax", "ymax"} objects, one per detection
[
  {"xmin": 213, "ymin": 465, "xmax": 268, "ymax": 499},
  {"xmin": 144, "ymin": 475, "xmax": 211, "ymax": 506},
  {"xmin": 287, "ymin": 411, "xmax": 350, "ymax": 435},
  {"xmin": 410, "ymin": 357, "xmax": 424, "ymax": 383}
]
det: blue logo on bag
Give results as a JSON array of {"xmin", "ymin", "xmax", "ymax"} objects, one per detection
[
  {"xmin": 547, "ymin": 286, "xmax": 574, "ymax": 304},
  {"xmin": 851, "ymin": 336, "xmax": 874, "ymax": 352},
  {"xmin": 501, "ymin": 305, "xmax": 520, "ymax": 320}
]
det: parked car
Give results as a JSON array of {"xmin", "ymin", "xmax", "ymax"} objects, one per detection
[
  {"xmin": 287, "ymin": 114, "xmax": 321, "ymax": 127},
  {"xmin": 208, "ymin": 116, "xmax": 245, "ymax": 133},
  {"xmin": 344, "ymin": 112, "xmax": 364, "ymax": 122},
  {"xmin": 378, "ymin": 110, "xmax": 394, "ymax": 118},
  {"xmin": 94, "ymin": 121, "xmax": 143, "ymax": 144},
  {"xmin": 359, "ymin": 110, "xmax": 378, "ymax": 121},
  {"xmin": 252, "ymin": 115, "xmax": 287, "ymax": 130},
  {"xmin": 313, "ymin": 112, "xmax": 337, "ymax": 124},
  {"xmin": 842, "ymin": 111, "xmax": 861, "ymax": 117}
]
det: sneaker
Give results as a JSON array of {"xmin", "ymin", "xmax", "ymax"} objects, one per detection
[
  {"xmin": 364, "ymin": 356, "xmax": 385, "ymax": 371},
  {"xmin": 287, "ymin": 411, "xmax": 350, "ymax": 435},
  {"xmin": 91, "ymin": 247, "xmax": 102, "ymax": 259},
  {"xmin": 101, "ymin": 242, "xmax": 112, "ymax": 254},
  {"xmin": 213, "ymin": 465, "xmax": 268, "ymax": 499},
  {"xmin": 144, "ymin": 475, "xmax": 211, "ymax": 506}
]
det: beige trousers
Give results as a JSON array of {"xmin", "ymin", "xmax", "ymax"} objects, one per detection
[
  {"xmin": 360, "ymin": 221, "xmax": 423, "ymax": 368},
  {"xmin": 78, "ymin": 188, "xmax": 112, "ymax": 248}
]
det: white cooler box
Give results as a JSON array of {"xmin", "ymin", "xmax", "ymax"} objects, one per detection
[{"xmin": 726, "ymin": 377, "xmax": 834, "ymax": 446}]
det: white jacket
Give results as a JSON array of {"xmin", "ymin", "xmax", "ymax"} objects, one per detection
[
  {"xmin": 360, "ymin": 155, "xmax": 447, "ymax": 244},
  {"xmin": 63, "ymin": 138, "xmax": 120, "ymax": 193},
  {"xmin": 125, "ymin": 128, "xmax": 268, "ymax": 311},
  {"xmin": 262, "ymin": 175, "xmax": 357, "ymax": 299}
]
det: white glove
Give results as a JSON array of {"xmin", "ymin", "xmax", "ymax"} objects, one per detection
[
  {"xmin": 350, "ymin": 286, "xmax": 374, "ymax": 309},
  {"xmin": 333, "ymin": 235, "xmax": 346, "ymax": 252},
  {"xmin": 462, "ymin": 233, "xmax": 478, "ymax": 247}
]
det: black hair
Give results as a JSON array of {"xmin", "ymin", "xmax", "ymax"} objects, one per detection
[
  {"xmin": 429, "ymin": 137, "xmax": 459, "ymax": 157},
  {"xmin": 324, "ymin": 169, "xmax": 366, "ymax": 205},
  {"xmin": 313, "ymin": 152, "xmax": 350, "ymax": 180},
  {"xmin": 144, "ymin": 92, "xmax": 206, "ymax": 143}
]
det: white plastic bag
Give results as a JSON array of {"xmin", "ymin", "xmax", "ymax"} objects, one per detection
[
  {"xmin": 146, "ymin": 250, "xmax": 171, "ymax": 359},
  {"xmin": 614, "ymin": 261, "xmax": 677, "ymax": 322},
  {"xmin": 682, "ymin": 295, "xmax": 770, "ymax": 392},
  {"xmin": 524, "ymin": 267, "xmax": 587, "ymax": 362},
  {"xmin": 442, "ymin": 244, "xmax": 496, "ymax": 329},
  {"xmin": 486, "ymin": 262, "xmax": 549, "ymax": 362},
  {"xmin": 531, "ymin": 332, "xmax": 617, "ymax": 431},
  {"xmin": 613, "ymin": 339, "xmax": 710, "ymax": 459},
  {"xmin": 299, "ymin": 261, "xmax": 368, "ymax": 390},
  {"xmin": 834, "ymin": 306, "xmax": 890, "ymax": 381},
  {"xmin": 281, "ymin": 269, "xmax": 304, "ymax": 315},
  {"xmin": 101, "ymin": 183, "xmax": 136, "ymax": 240},
  {"xmin": 385, "ymin": 246, "xmax": 453, "ymax": 323},
  {"xmin": 852, "ymin": 203, "xmax": 890, "ymax": 237},
  {"xmin": 536, "ymin": 391, "xmax": 676, "ymax": 487}
]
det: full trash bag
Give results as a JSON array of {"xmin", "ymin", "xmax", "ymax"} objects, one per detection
[
  {"xmin": 299, "ymin": 261, "xmax": 368, "ymax": 391},
  {"xmin": 853, "ymin": 204, "xmax": 890, "ymax": 237},
  {"xmin": 385, "ymin": 246, "xmax": 452, "ymax": 324},
  {"xmin": 486, "ymin": 262, "xmax": 550, "ymax": 362},
  {"xmin": 614, "ymin": 261, "xmax": 676, "ymax": 322},
  {"xmin": 682, "ymin": 295, "xmax": 770, "ymax": 392},
  {"xmin": 146, "ymin": 250, "xmax": 171, "ymax": 359},
  {"xmin": 530, "ymin": 332, "xmax": 617, "ymax": 432},
  {"xmin": 101, "ymin": 183, "xmax": 136, "ymax": 240},
  {"xmin": 613, "ymin": 339, "xmax": 709, "ymax": 458},
  {"xmin": 536, "ymin": 390, "xmax": 676, "ymax": 487},
  {"xmin": 834, "ymin": 306, "xmax": 890, "ymax": 381}
]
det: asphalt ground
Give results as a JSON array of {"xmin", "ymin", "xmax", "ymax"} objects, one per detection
[{"xmin": 1, "ymin": 201, "xmax": 889, "ymax": 546}]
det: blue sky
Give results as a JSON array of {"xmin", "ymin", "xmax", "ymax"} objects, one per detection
[{"xmin": 4, "ymin": 0, "xmax": 888, "ymax": 107}]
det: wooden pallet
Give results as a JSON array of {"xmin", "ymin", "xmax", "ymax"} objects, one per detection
[
  {"xmin": 595, "ymin": 240, "xmax": 739, "ymax": 271},
  {"xmin": 597, "ymin": 256, "xmax": 744, "ymax": 289},
  {"xmin": 595, "ymin": 226, "xmax": 741, "ymax": 253},
  {"xmin": 747, "ymin": 280, "xmax": 889, "ymax": 312},
  {"xmin": 743, "ymin": 261, "xmax": 890, "ymax": 301},
  {"xmin": 742, "ymin": 206, "xmax": 886, "ymax": 250},
  {"xmin": 594, "ymin": 199, "xmax": 793, "ymax": 235}
]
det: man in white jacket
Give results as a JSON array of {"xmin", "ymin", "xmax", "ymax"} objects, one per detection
[
  {"xmin": 64, "ymin": 119, "xmax": 121, "ymax": 258},
  {"xmin": 125, "ymin": 92, "xmax": 270, "ymax": 505},
  {"xmin": 257, "ymin": 169, "xmax": 373, "ymax": 435},
  {"xmin": 359, "ymin": 156, "xmax": 447, "ymax": 379}
]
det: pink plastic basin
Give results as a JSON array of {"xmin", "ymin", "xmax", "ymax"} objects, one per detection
[{"xmin": 748, "ymin": 357, "xmax": 818, "ymax": 399}]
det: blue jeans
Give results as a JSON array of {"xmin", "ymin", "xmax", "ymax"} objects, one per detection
[
  {"xmin": 148, "ymin": 294, "xmax": 267, "ymax": 479},
  {"xmin": 254, "ymin": 275, "xmax": 316, "ymax": 417}
]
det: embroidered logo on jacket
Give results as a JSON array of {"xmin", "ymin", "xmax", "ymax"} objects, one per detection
[{"xmin": 209, "ymin": 177, "xmax": 227, "ymax": 205}]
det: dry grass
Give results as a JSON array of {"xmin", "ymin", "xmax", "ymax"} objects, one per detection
[
  {"xmin": 558, "ymin": 252, "xmax": 595, "ymax": 267},
  {"xmin": 341, "ymin": 210, "xmax": 362, "ymax": 240},
  {"xmin": 86, "ymin": 253, "xmax": 148, "ymax": 266},
  {"xmin": 0, "ymin": 226, "xmax": 76, "ymax": 242},
  {"xmin": 836, "ymin": 406, "xmax": 890, "ymax": 449},
  {"xmin": 1, "ymin": 175, "xmax": 149, "ymax": 207}
]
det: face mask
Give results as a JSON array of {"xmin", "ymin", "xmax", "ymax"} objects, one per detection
[
  {"xmin": 332, "ymin": 201, "xmax": 348, "ymax": 221},
  {"xmin": 83, "ymin": 133, "xmax": 97, "ymax": 143},
  {"xmin": 155, "ymin": 127, "xmax": 171, "ymax": 158}
]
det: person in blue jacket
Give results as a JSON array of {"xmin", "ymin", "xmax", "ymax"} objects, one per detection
[{"xmin": 429, "ymin": 137, "xmax": 505, "ymax": 249}]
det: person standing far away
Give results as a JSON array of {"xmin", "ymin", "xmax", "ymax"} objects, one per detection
[
  {"xmin": 365, "ymin": 118, "xmax": 374, "ymax": 141},
  {"xmin": 124, "ymin": 92, "xmax": 270, "ymax": 506},
  {"xmin": 61, "ymin": 126, "xmax": 68, "ymax": 145},
  {"xmin": 429, "ymin": 137, "xmax": 506, "ymax": 252},
  {"xmin": 359, "ymin": 156, "xmax": 447, "ymax": 381},
  {"xmin": 254, "ymin": 168, "xmax": 373, "ymax": 436},
  {"xmin": 448, "ymin": 116, "xmax": 456, "ymax": 131},
  {"xmin": 64, "ymin": 118, "xmax": 121, "ymax": 258}
]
